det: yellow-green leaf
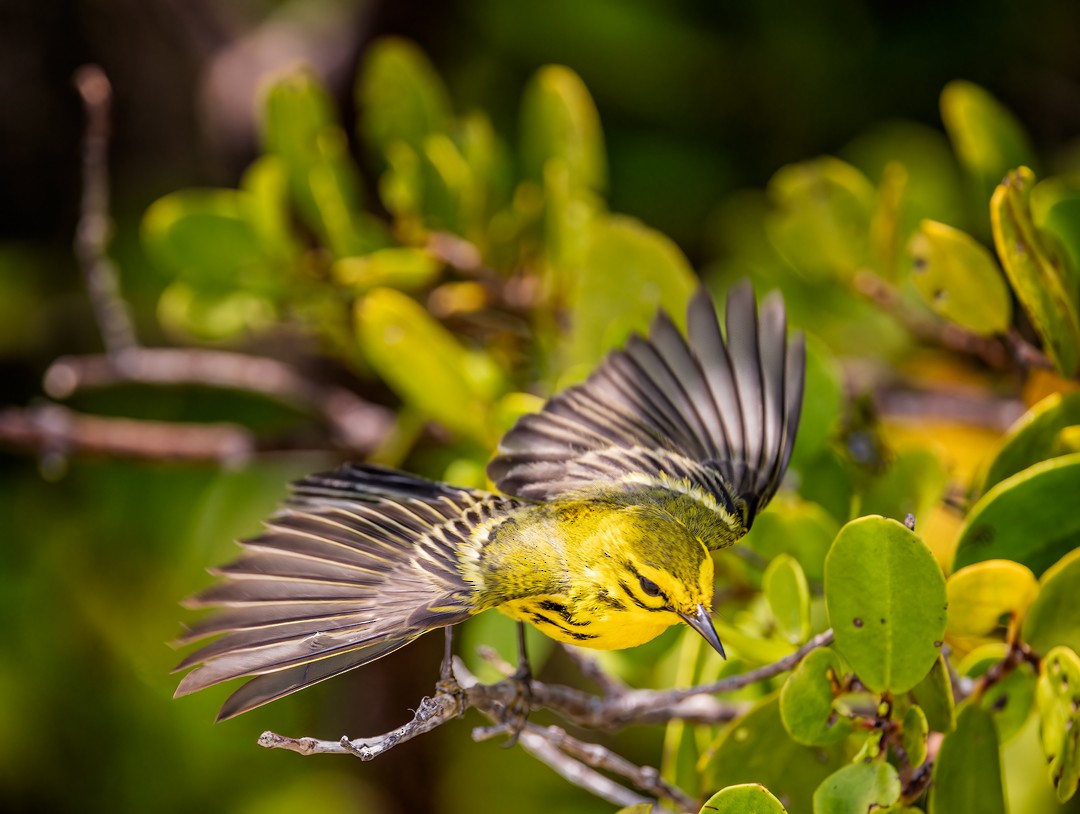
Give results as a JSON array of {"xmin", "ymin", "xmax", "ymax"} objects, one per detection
[
  {"xmin": 812, "ymin": 761, "xmax": 901, "ymax": 814},
  {"xmin": 520, "ymin": 65, "xmax": 606, "ymax": 192},
  {"xmin": 991, "ymin": 166, "xmax": 1080, "ymax": 376},
  {"xmin": 825, "ymin": 516, "xmax": 947, "ymax": 693},
  {"xmin": 907, "ymin": 219, "xmax": 1012, "ymax": 335},
  {"xmin": 763, "ymin": 554, "xmax": 811, "ymax": 645},
  {"xmin": 940, "ymin": 80, "xmax": 1035, "ymax": 228},
  {"xmin": 355, "ymin": 288, "xmax": 503, "ymax": 443},
  {"xmin": 1035, "ymin": 646, "xmax": 1080, "ymax": 802},
  {"xmin": 699, "ymin": 784, "xmax": 787, "ymax": 814},
  {"xmin": 779, "ymin": 647, "xmax": 851, "ymax": 746},
  {"xmin": 765, "ymin": 157, "xmax": 875, "ymax": 281},
  {"xmin": 911, "ymin": 655, "xmax": 956, "ymax": 733},
  {"xmin": 332, "ymin": 248, "xmax": 441, "ymax": 294},
  {"xmin": 356, "ymin": 37, "xmax": 451, "ymax": 158},
  {"xmin": 903, "ymin": 705, "xmax": 929, "ymax": 767},
  {"xmin": 946, "ymin": 560, "xmax": 1037, "ymax": 638}
]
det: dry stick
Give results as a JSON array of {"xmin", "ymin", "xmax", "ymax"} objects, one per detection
[
  {"xmin": 73, "ymin": 65, "xmax": 138, "ymax": 357},
  {"xmin": 0, "ymin": 403, "xmax": 254, "ymax": 463},
  {"xmin": 44, "ymin": 349, "xmax": 394, "ymax": 454},
  {"xmin": 258, "ymin": 630, "xmax": 835, "ymax": 808}
]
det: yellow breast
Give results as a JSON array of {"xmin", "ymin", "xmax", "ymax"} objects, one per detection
[{"xmin": 498, "ymin": 594, "xmax": 679, "ymax": 650}]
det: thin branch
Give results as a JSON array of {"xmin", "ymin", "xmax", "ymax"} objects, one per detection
[
  {"xmin": 0, "ymin": 403, "xmax": 254, "ymax": 464},
  {"xmin": 43, "ymin": 348, "xmax": 393, "ymax": 454},
  {"xmin": 73, "ymin": 65, "xmax": 138, "ymax": 356},
  {"xmin": 522, "ymin": 723, "xmax": 696, "ymax": 812}
]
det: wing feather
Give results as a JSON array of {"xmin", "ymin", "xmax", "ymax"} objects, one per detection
[
  {"xmin": 488, "ymin": 281, "xmax": 805, "ymax": 534},
  {"xmin": 175, "ymin": 464, "xmax": 521, "ymax": 719}
]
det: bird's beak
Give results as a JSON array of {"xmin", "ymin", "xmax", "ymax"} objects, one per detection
[{"xmin": 678, "ymin": 604, "xmax": 726, "ymax": 659}]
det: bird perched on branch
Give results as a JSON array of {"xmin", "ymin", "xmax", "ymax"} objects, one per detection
[{"xmin": 174, "ymin": 282, "xmax": 805, "ymax": 720}]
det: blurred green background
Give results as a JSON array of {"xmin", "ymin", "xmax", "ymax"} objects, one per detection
[{"xmin": 4, "ymin": 1, "xmax": 1080, "ymax": 812}]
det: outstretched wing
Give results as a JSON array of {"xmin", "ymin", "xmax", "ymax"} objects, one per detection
[
  {"xmin": 174, "ymin": 464, "xmax": 520, "ymax": 720},
  {"xmin": 488, "ymin": 282, "xmax": 805, "ymax": 538}
]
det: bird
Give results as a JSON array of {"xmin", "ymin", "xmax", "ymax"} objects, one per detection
[{"xmin": 173, "ymin": 282, "xmax": 805, "ymax": 721}]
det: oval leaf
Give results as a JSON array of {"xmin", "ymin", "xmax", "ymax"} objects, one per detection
[
  {"xmin": 929, "ymin": 704, "xmax": 1006, "ymax": 814},
  {"xmin": 1022, "ymin": 548, "xmax": 1080, "ymax": 657},
  {"xmin": 940, "ymin": 80, "xmax": 1035, "ymax": 225},
  {"xmin": 911, "ymin": 655, "xmax": 956, "ymax": 733},
  {"xmin": 991, "ymin": 166, "xmax": 1080, "ymax": 376},
  {"xmin": 520, "ymin": 65, "xmax": 606, "ymax": 192},
  {"xmin": 902, "ymin": 705, "xmax": 929, "ymax": 767},
  {"xmin": 825, "ymin": 516, "xmax": 947, "ymax": 693},
  {"xmin": 356, "ymin": 37, "xmax": 452, "ymax": 158},
  {"xmin": 765, "ymin": 157, "xmax": 875, "ymax": 281},
  {"xmin": 1035, "ymin": 646, "xmax": 1080, "ymax": 802},
  {"xmin": 332, "ymin": 247, "xmax": 442, "ymax": 293},
  {"xmin": 982, "ymin": 391, "xmax": 1080, "ymax": 493},
  {"xmin": 355, "ymin": 288, "xmax": 503, "ymax": 443},
  {"xmin": 779, "ymin": 647, "xmax": 851, "ymax": 746},
  {"xmin": 946, "ymin": 560, "xmax": 1037, "ymax": 638},
  {"xmin": 699, "ymin": 784, "xmax": 787, "ymax": 814},
  {"xmin": 953, "ymin": 453, "xmax": 1080, "ymax": 577},
  {"xmin": 812, "ymin": 761, "xmax": 901, "ymax": 814},
  {"xmin": 763, "ymin": 554, "xmax": 811, "ymax": 645},
  {"xmin": 567, "ymin": 215, "xmax": 697, "ymax": 371},
  {"xmin": 907, "ymin": 219, "xmax": 1012, "ymax": 335}
]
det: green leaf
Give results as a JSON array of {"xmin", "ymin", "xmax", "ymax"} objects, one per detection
[
  {"xmin": 1022, "ymin": 548, "xmax": 1080, "ymax": 656},
  {"xmin": 910, "ymin": 655, "xmax": 956, "ymax": 733},
  {"xmin": 614, "ymin": 805, "xmax": 653, "ymax": 814},
  {"xmin": 907, "ymin": 219, "xmax": 1012, "ymax": 335},
  {"xmin": 779, "ymin": 647, "xmax": 851, "ymax": 746},
  {"xmin": 812, "ymin": 761, "xmax": 901, "ymax": 814},
  {"xmin": 859, "ymin": 447, "xmax": 948, "ymax": 527},
  {"xmin": 959, "ymin": 644, "xmax": 1036, "ymax": 744},
  {"xmin": 356, "ymin": 37, "xmax": 452, "ymax": 159},
  {"xmin": 699, "ymin": 784, "xmax": 787, "ymax": 813},
  {"xmin": 520, "ymin": 65, "xmax": 606, "ymax": 192},
  {"xmin": 953, "ymin": 452, "xmax": 1080, "ymax": 577},
  {"xmin": 765, "ymin": 157, "xmax": 876, "ymax": 282},
  {"xmin": 263, "ymin": 71, "xmax": 375, "ymax": 258},
  {"xmin": 931, "ymin": 704, "xmax": 1006, "ymax": 813},
  {"xmin": 764, "ymin": 554, "xmax": 811, "ymax": 644},
  {"xmin": 825, "ymin": 516, "xmax": 947, "ymax": 693},
  {"xmin": 902, "ymin": 705, "xmax": 929, "ymax": 767},
  {"xmin": 332, "ymin": 247, "xmax": 442, "ymax": 294},
  {"xmin": 355, "ymin": 288, "xmax": 504, "ymax": 444},
  {"xmin": 1035, "ymin": 646, "xmax": 1080, "ymax": 801},
  {"xmin": 566, "ymin": 215, "xmax": 697, "ymax": 372},
  {"xmin": 910, "ymin": 657, "xmax": 957, "ymax": 736},
  {"xmin": 743, "ymin": 497, "xmax": 838, "ymax": 584},
  {"xmin": 700, "ymin": 693, "xmax": 845, "ymax": 814},
  {"xmin": 946, "ymin": 560, "xmax": 1038, "ymax": 638},
  {"xmin": 940, "ymin": 80, "xmax": 1036, "ymax": 228},
  {"xmin": 156, "ymin": 282, "xmax": 275, "ymax": 341},
  {"xmin": 982, "ymin": 391, "xmax": 1080, "ymax": 493},
  {"xmin": 991, "ymin": 166, "xmax": 1080, "ymax": 376},
  {"xmin": 142, "ymin": 190, "xmax": 268, "ymax": 289}
]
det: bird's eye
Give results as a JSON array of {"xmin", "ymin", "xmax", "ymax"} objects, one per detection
[{"xmin": 639, "ymin": 575, "xmax": 662, "ymax": 597}]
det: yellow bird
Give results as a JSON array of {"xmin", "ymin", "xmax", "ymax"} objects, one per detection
[{"xmin": 174, "ymin": 283, "xmax": 805, "ymax": 720}]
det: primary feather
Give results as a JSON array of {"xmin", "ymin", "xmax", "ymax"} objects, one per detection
[{"xmin": 175, "ymin": 283, "xmax": 805, "ymax": 719}]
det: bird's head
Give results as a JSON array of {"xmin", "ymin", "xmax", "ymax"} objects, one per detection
[{"xmin": 589, "ymin": 503, "xmax": 725, "ymax": 658}]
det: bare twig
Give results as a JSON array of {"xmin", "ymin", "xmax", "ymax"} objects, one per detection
[
  {"xmin": 44, "ymin": 349, "xmax": 393, "ymax": 454},
  {"xmin": 73, "ymin": 65, "xmax": 138, "ymax": 356},
  {"xmin": 522, "ymin": 723, "xmax": 696, "ymax": 812},
  {"xmin": 0, "ymin": 403, "xmax": 253, "ymax": 464}
]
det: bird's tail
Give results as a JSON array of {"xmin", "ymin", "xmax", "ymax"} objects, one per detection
[{"xmin": 174, "ymin": 464, "xmax": 520, "ymax": 720}]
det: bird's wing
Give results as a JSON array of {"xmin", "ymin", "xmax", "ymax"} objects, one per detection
[
  {"xmin": 174, "ymin": 464, "xmax": 520, "ymax": 720},
  {"xmin": 488, "ymin": 282, "xmax": 805, "ymax": 538}
]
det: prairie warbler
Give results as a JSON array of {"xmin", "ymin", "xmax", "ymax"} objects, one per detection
[{"xmin": 175, "ymin": 283, "xmax": 805, "ymax": 719}]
